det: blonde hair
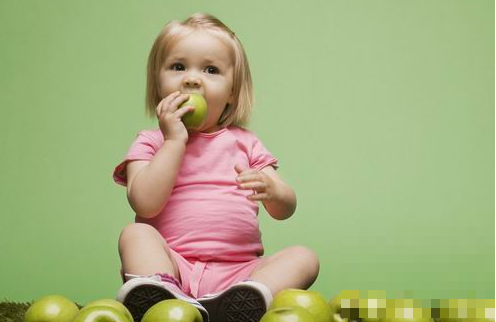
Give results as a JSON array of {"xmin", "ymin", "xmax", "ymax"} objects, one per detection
[{"xmin": 145, "ymin": 13, "xmax": 253, "ymax": 128}]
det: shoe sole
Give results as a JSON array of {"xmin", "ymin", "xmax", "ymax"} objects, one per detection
[
  {"xmin": 123, "ymin": 284, "xmax": 177, "ymax": 322},
  {"xmin": 199, "ymin": 285, "xmax": 267, "ymax": 322}
]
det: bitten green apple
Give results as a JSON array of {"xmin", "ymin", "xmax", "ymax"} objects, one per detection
[
  {"xmin": 261, "ymin": 307, "xmax": 317, "ymax": 322},
  {"xmin": 141, "ymin": 299, "xmax": 203, "ymax": 322},
  {"xmin": 179, "ymin": 93, "xmax": 208, "ymax": 130},
  {"xmin": 24, "ymin": 295, "xmax": 79, "ymax": 322},
  {"xmin": 83, "ymin": 299, "xmax": 133, "ymax": 322},
  {"xmin": 73, "ymin": 306, "xmax": 132, "ymax": 322},
  {"xmin": 270, "ymin": 289, "xmax": 333, "ymax": 322}
]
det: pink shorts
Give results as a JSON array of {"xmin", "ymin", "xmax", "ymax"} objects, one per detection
[
  {"xmin": 120, "ymin": 249, "xmax": 264, "ymax": 299},
  {"xmin": 169, "ymin": 248, "xmax": 263, "ymax": 298}
]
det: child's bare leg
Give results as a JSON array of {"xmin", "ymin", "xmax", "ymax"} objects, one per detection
[
  {"xmin": 118, "ymin": 223, "xmax": 179, "ymax": 279},
  {"xmin": 249, "ymin": 246, "xmax": 320, "ymax": 296}
]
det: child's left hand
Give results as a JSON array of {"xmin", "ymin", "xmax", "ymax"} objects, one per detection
[{"xmin": 234, "ymin": 163, "xmax": 276, "ymax": 202}]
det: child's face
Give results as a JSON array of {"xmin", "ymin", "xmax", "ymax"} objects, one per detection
[{"xmin": 159, "ymin": 30, "xmax": 234, "ymax": 133}]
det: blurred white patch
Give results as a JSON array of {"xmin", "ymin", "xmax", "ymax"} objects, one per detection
[
  {"xmin": 404, "ymin": 308, "xmax": 414, "ymax": 318},
  {"xmin": 368, "ymin": 299, "xmax": 378, "ymax": 309},
  {"xmin": 342, "ymin": 299, "xmax": 350, "ymax": 308},
  {"xmin": 485, "ymin": 308, "xmax": 495, "ymax": 319}
]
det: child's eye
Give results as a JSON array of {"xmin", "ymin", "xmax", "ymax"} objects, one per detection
[
  {"xmin": 205, "ymin": 66, "xmax": 219, "ymax": 74},
  {"xmin": 171, "ymin": 63, "xmax": 185, "ymax": 71}
]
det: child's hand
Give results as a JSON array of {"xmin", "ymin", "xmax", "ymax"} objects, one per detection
[
  {"xmin": 156, "ymin": 91, "xmax": 195, "ymax": 144},
  {"xmin": 234, "ymin": 163, "xmax": 276, "ymax": 202}
]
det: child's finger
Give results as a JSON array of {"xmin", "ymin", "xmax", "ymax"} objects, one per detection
[
  {"xmin": 168, "ymin": 94, "xmax": 191, "ymax": 113},
  {"xmin": 235, "ymin": 164, "xmax": 260, "ymax": 176},
  {"xmin": 156, "ymin": 99, "xmax": 164, "ymax": 118},
  {"xmin": 158, "ymin": 91, "xmax": 181, "ymax": 116},
  {"xmin": 247, "ymin": 192, "xmax": 267, "ymax": 201},
  {"xmin": 239, "ymin": 181, "xmax": 267, "ymax": 191},
  {"xmin": 174, "ymin": 105, "xmax": 195, "ymax": 119},
  {"xmin": 156, "ymin": 92, "xmax": 180, "ymax": 117},
  {"xmin": 234, "ymin": 163, "xmax": 246, "ymax": 174},
  {"xmin": 236, "ymin": 173, "xmax": 263, "ymax": 183}
]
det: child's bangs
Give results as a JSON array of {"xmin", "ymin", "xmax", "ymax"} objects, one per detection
[{"xmin": 159, "ymin": 24, "xmax": 196, "ymax": 64}]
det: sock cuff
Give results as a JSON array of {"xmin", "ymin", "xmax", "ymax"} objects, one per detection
[{"xmin": 155, "ymin": 272, "xmax": 182, "ymax": 288}]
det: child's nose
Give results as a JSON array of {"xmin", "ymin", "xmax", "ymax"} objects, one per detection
[{"xmin": 183, "ymin": 74, "xmax": 202, "ymax": 88}]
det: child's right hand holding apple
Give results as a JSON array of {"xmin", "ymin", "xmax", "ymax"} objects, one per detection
[{"xmin": 156, "ymin": 91, "xmax": 194, "ymax": 144}]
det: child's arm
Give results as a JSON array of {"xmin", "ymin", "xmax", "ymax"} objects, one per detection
[
  {"xmin": 126, "ymin": 92, "xmax": 194, "ymax": 219},
  {"xmin": 126, "ymin": 140, "xmax": 187, "ymax": 219},
  {"xmin": 235, "ymin": 164, "xmax": 297, "ymax": 220},
  {"xmin": 259, "ymin": 166, "xmax": 297, "ymax": 220}
]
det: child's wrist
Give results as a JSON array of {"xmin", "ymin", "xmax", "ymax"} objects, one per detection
[{"xmin": 164, "ymin": 138, "xmax": 188, "ymax": 148}]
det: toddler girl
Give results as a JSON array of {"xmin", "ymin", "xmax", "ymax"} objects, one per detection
[{"xmin": 113, "ymin": 13, "xmax": 320, "ymax": 322}]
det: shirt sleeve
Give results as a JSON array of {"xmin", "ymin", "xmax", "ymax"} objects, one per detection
[
  {"xmin": 249, "ymin": 133, "xmax": 279, "ymax": 171},
  {"xmin": 112, "ymin": 131, "xmax": 161, "ymax": 186}
]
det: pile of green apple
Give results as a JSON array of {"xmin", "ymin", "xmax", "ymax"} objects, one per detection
[
  {"xmin": 22, "ymin": 291, "xmax": 496, "ymax": 322},
  {"xmin": 24, "ymin": 295, "xmax": 202, "ymax": 322},
  {"xmin": 261, "ymin": 290, "xmax": 495, "ymax": 322},
  {"xmin": 328, "ymin": 294, "xmax": 494, "ymax": 322}
]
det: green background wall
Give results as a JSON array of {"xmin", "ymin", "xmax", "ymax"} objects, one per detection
[{"xmin": 0, "ymin": 0, "xmax": 494, "ymax": 304}]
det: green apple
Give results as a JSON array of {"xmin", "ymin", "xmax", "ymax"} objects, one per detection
[
  {"xmin": 73, "ymin": 306, "xmax": 132, "ymax": 322},
  {"xmin": 437, "ymin": 319, "xmax": 494, "ymax": 322},
  {"xmin": 261, "ymin": 307, "xmax": 317, "ymax": 322},
  {"xmin": 331, "ymin": 313, "xmax": 349, "ymax": 322},
  {"xmin": 329, "ymin": 291, "xmax": 364, "ymax": 322},
  {"xmin": 83, "ymin": 299, "xmax": 133, "ymax": 322},
  {"xmin": 434, "ymin": 298, "xmax": 495, "ymax": 322},
  {"xmin": 359, "ymin": 298, "xmax": 384, "ymax": 322},
  {"xmin": 179, "ymin": 93, "xmax": 208, "ymax": 130},
  {"xmin": 25, "ymin": 294, "xmax": 79, "ymax": 322},
  {"xmin": 270, "ymin": 289, "xmax": 333, "ymax": 322},
  {"xmin": 141, "ymin": 299, "xmax": 203, "ymax": 322},
  {"xmin": 329, "ymin": 294, "xmax": 347, "ymax": 322},
  {"xmin": 328, "ymin": 294, "xmax": 342, "ymax": 314},
  {"xmin": 380, "ymin": 318, "xmax": 433, "ymax": 322}
]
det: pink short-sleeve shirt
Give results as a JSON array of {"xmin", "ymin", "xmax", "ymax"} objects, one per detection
[{"xmin": 113, "ymin": 126, "xmax": 278, "ymax": 262}]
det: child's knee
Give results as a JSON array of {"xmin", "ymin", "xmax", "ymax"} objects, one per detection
[
  {"xmin": 290, "ymin": 246, "xmax": 320, "ymax": 279},
  {"xmin": 118, "ymin": 223, "xmax": 160, "ymax": 249}
]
